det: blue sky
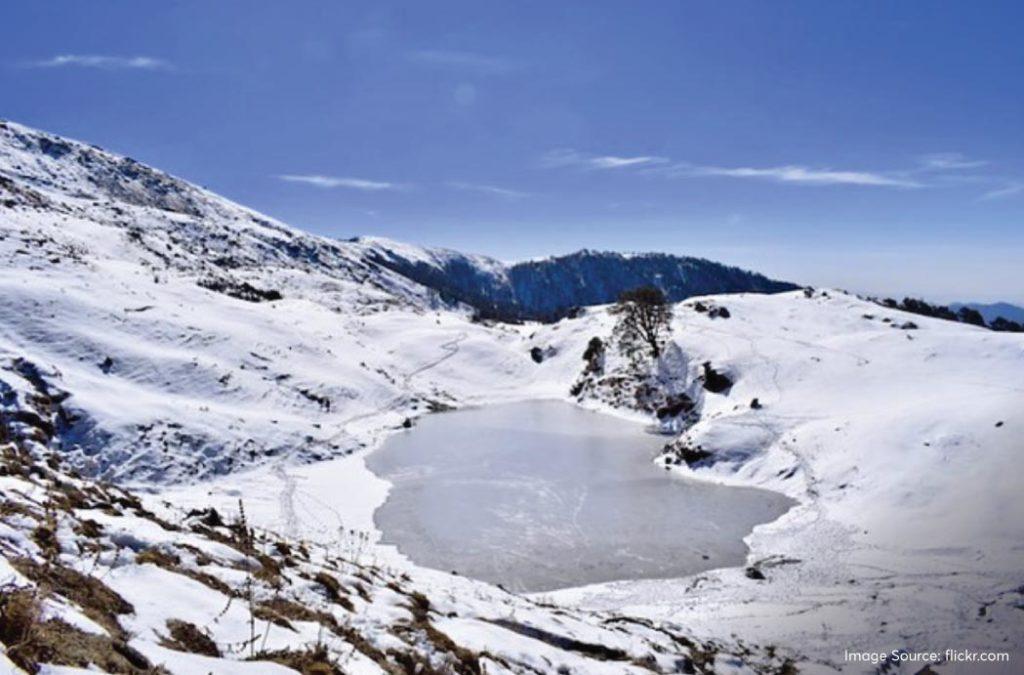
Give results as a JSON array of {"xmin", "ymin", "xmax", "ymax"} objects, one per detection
[{"xmin": 2, "ymin": 1, "xmax": 1022, "ymax": 303}]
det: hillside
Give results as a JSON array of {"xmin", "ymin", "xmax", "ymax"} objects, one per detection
[
  {"xmin": 353, "ymin": 237, "xmax": 796, "ymax": 322},
  {"xmin": 2, "ymin": 120, "xmax": 1023, "ymax": 673}
]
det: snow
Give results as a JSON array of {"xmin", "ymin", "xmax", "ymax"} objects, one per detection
[
  {"xmin": 2, "ymin": 118, "xmax": 1023, "ymax": 673},
  {"xmin": 545, "ymin": 291, "xmax": 1024, "ymax": 664}
]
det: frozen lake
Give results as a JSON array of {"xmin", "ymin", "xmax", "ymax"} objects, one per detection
[{"xmin": 367, "ymin": 400, "xmax": 793, "ymax": 592}]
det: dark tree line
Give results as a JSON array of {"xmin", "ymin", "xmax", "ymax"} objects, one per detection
[{"xmin": 879, "ymin": 297, "xmax": 1023, "ymax": 332}]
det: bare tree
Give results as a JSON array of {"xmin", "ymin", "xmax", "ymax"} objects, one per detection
[{"xmin": 610, "ymin": 286, "xmax": 673, "ymax": 359}]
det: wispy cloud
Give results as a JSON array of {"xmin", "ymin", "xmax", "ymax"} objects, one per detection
[
  {"xmin": 409, "ymin": 49, "xmax": 518, "ymax": 74},
  {"xmin": 591, "ymin": 156, "xmax": 667, "ymax": 169},
  {"xmin": 543, "ymin": 147, "xmax": 1019, "ymax": 197},
  {"xmin": 26, "ymin": 54, "xmax": 171, "ymax": 70},
  {"xmin": 277, "ymin": 175, "xmax": 399, "ymax": 191},
  {"xmin": 918, "ymin": 152, "xmax": 988, "ymax": 171},
  {"xmin": 447, "ymin": 181, "xmax": 529, "ymax": 199},
  {"xmin": 541, "ymin": 149, "xmax": 668, "ymax": 171},
  {"xmin": 980, "ymin": 182, "xmax": 1024, "ymax": 200},
  {"xmin": 679, "ymin": 163, "xmax": 923, "ymax": 188}
]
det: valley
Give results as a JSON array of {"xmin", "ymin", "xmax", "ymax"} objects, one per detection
[{"xmin": 2, "ymin": 120, "xmax": 1023, "ymax": 673}]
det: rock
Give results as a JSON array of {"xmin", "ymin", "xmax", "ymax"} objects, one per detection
[
  {"xmin": 581, "ymin": 337, "xmax": 605, "ymax": 374},
  {"xmin": 401, "ymin": 418, "xmax": 413, "ymax": 429},
  {"xmin": 701, "ymin": 362, "xmax": 733, "ymax": 393},
  {"xmin": 197, "ymin": 277, "xmax": 282, "ymax": 303},
  {"xmin": 750, "ymin": 397, "xmax": 762, "ymax": 409},
  {"xmin": 675, "ymin": 444, "xmax": 713, "ymax": 467},
  {"xmin": 745, "ymin": 566, "xmax": 766, "ymax": 581},
  {"xmin": 530, "ymin": 345, "xmax": 558, "ymax": 363},
  {"xmin": 186, "ymin": 507, "xmax": 224, "ymax": 528},
  {"xmin": 656, "ymin": 394, "xmax": 695, "ymax": 419}
]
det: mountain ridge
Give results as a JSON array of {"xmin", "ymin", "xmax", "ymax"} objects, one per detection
[{"xmin": 352, "ymin": 235, "xmax": 797, "ymax": 322}]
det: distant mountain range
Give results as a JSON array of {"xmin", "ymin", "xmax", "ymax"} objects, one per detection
[
  {"xmin": 352, "ymin": 237, "xmax": 798, "ymax": 322},
  {"xmin": 950, "ymin": 301, "xmax": 1024, "ymax": 324}
]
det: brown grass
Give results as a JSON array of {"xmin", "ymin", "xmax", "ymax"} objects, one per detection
[
  {"xmin": 12, "ymin": 557, "xmax": 133, "ymax": 638},
  {"xmin": 135, "ymin": 547, "xmax": 181, "ymax": 568},
  {"xmin": 313, "ymin": 571, "xmax": 354, "ymax": 611},
  {"xmin": 134, "ymin": 546, "xmax": 235, "ymax": 597},
  {"xmin": 394, "ymin": 592, "xmax": 482, "ymax": 675},
  {"xmin": 1, "ymin": 588, "xmax": 159, "ymax": 674},
  {"xmin": 250, "ymin": 644, "xmax": 342, "ymax": 675},
  {"xmin": 253, "ymin": 596, "xmax": 332, "ymax": 631},
  {"xmin": 160, "ymin": 618, "xmax": 220, "ymax": 657},
  {"xmin": 0, "ymin": 586, "xmax": 43, "ymax": 669}
]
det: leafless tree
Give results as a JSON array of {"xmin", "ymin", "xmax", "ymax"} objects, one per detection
[{"xmin": 610, "ymin": 286, "xmax": 673, "ymax": 359}]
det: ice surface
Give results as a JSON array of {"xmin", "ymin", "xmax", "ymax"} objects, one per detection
[{"xmin": 368, "ymin": 400, "xmax": 793, "ymax": 592}]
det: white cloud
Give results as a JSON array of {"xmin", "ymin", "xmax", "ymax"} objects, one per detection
[
  {"xmin": 919, "ymin": 153, "xmax": 988, "ymax": 170},
  {"xmin": 27, "ymin": 54, "xmax": 171, "ymax": 70},
  {"xmin": 409, "ymin": 50, "xmax": 518, "ymax": 74},
  {"xmin": 277, "ymin": 175, "xmax": 399, "ymax": 191},
  {"xmin": 542, "ymin": 147, "xmax": 1013, "ymax": 195},
  {"xmin": 541, "ymin": 149, "xmax": 667, "ymax": 170},
  {"xmin": 681, "ymin": 163, "xmax": 922, "ymax": 188},
  {"xmin": 590, "ymin": 155, "xmax": 667, "ymax": 169},
  {"xmin": 447, "ymin": 181, "xmax": 529, "ymax": 199},
  {"xmin": 980, "ymin": 182, "xmax": 1024, "ymax": 200}
]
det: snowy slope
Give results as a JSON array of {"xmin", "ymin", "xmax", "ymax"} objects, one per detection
[
  {"xmin": 542, "ymin": 291, "xmax": 1024, "ymax": 666},
  {"xmin": 1, "ymin": 381, "xmax": 762, "ymax": 675},
  {"xmin": 2, "ymin": 119, "xmax": 1023, "ymax": 673}
]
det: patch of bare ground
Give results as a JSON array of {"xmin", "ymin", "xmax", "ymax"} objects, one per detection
[
  {"xmin": 249, "ymin": 644, "xmax": 342, "ymax": 675},
  {"xmin": 0, "ymin": 586, "xmax": 162, "ymax": 674},
  {"xmin": 159, "ymin": 618, "xmax": 221, "ymax": 657}
]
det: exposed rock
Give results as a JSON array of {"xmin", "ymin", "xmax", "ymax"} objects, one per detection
[
  {"xmin": 582, "ymin": 337, "xmax": 605, "ymax": 374},
  {"xmin": 673, "ymin": 444, "xmax": 713, "ymax": 467},
  {"xmin": 529, "ymin": 345, "xmax": 558, "ymax": 364},
  {"xmin": 656, "ymin": 394, "xmax": 695, "ymax": 420},
  {"xmin": 701, "ymin": 362, "xmax": 733, "ymax": 394},
  {"xmin": 197, "ymin": 277, "xmax": 283, "ymax": 303}
]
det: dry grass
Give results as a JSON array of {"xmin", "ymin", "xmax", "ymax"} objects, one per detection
[
  {"xmin": 313, "ymin": 571, "xmax": 354, "ymax": 611},
  {"xmin": 160, "ymin": 618, "xmax": 220, "ymax": 657},
  {"xmin": 12, "ymin": 557, "xmax": 133, "ymax": 638},
  {"xmin": 0, "ymin": 586, "xmax": 160, "ymax": 674},
  {"xmin": 253, "ymin": 596, "xmax": 333, "ymax": 631},
  {"xmin": 0, "ymin": 586, "xmax": 43, "ymax": 669},
  {"xmin": 135, "ymin": 547, "xmax": 181, "ymax": 568},
  {"xmin": 250, "ymin": 644, "xmax": 342, "ymax": 675},
  {"xmin": 134, "ymin": 546, "xmax": 235, "ymax": 597},
  {"xmin": 397, "ymin": 592, "xmax": 483, "ymax": 675}
]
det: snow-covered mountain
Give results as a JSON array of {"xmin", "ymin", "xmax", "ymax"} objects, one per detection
[
  {"xmin": 353, "ymin": 236, "xmax": 796, "ymax": 322},
  {"xmin": 2, "ymin": 120, "xmax": 1023, "ymax": 673}
]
